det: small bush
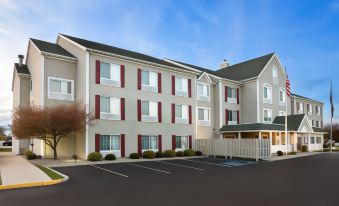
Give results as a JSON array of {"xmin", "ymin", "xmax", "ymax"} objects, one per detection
[
  {"xmin": 195, "ymin": 151, "xmax": 203, "ymax": 156},
  {"xmin": 323, "ymin": 144, "xmax": 329, "ymax": 149},
  {"xmin": 87, "ymin": 152, "xmax": 102, "ymax": 161},
  {"xmin": 105, "ymin": 154, "xmax": 116, "ymax": 161},
  {"xmin": 129, "ymin": 153, "xmax": 140, "ymax": 159},
  {"xmin": 72, "ymin": 154, "xmax": 78, "ymax": 162},
  {"xmin": 176, "ymin": 151, "xmax": 184, "ymax": 157},
  {"xmin": 24, "ymin": 150, "xmax": 33, "ymax": 157},
  {"xmin": 37, "ymin": 155, "xmax": 42, "ymax": 159},
  {"xmin": 27, "ymin": 153, "xmax": 38, "ymax": 160},
  {"xmin": 142, "ymin": 150, "xmax": 155, "ymax": 159},
  {"xmin": 277, "ymin": 151, "xmax": 284, "ymax": 156},
  {"xmin": 288, "ymin": 151, "xmax": 297, "ymax": 155},
  {"xmin": 155, "ymin": 152, "xmax": 164, "ymax": 158},
  {"xmin": 163, "ymin": 150, "xmax": 176, "ymax": 157},
  {"xmin": 301, "ymin": 145, "xmax": 308, "ymax": 152},
  {"xmin": 184, "ymin": 149, "xmax": 195, "ymax": 156}
]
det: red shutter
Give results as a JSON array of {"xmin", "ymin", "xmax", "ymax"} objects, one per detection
[
  {"xmin": 95, "ymin": 134, "xmax": 100, "ymax": 152},
  {"xmin": 158, "ymin": 73, "xmax": 162, "ymax": 93},
  {"xmin": 237, "ymin": 88, "xmax": 239, "ymax": 104},
  {"xmin": 137, "ymin": 100, "xmax": 141, "ymax": 121},
  {"xmin": 95, "ymin": 95, "xmax": 100, "ymax": 119},
  {"xmin": 171, "ymin": 103, "xmax": 175, "ymax": 123},
  {"xmin": 172, "ymin": 135, "xmax": 176, "ymax": 150},
  {"xmin": 120, "ymin": 65, "xmax": 125, "ymax": 88},
  {"xmin": 121, "ymin": 134, "xmax": 125, "ymax": 157},
  {"xmin": 189, "ymin": 135, "xmax": 192, "ymax": 149},
  {"xmin": 172, "ymin": 75, "xmax": 175, "ymax": 95},
  {"xmin": 189, "ymin": 105, "xmax": 192, "ymax": 124},
  {"xmin": 158, "ymin": 102, "xmax": 162, "ymax": 123},
  {"xmin": 158, "ymin": 135, "xmax": 162, "ymax": 152},
  {"xmin": 188, "ymin": 79, "xmax": 192, "ymax": 97},
  {"xmin": 137, "ymin": 68, "xmax": 141, "ymax": 90},
  {"xmin": 96, "ymin": 60, "xmax": 100, "ymax": 84},
  {"xmin": 225, "ymin": 86, "xmax": 228, "ymax": 102},
  {"xmin": 121, "ymin": 98, "xmax": 125, "ymax": 120},
  {"xmin": 225, "ymin": 109, "xmax": 229, "ymax": 125},
  {"xmin": 138, "ymin": 135, "xmax": 142, "ymax": 155},
  {"xmin": 237, "ymin": 111, "xmax": 240, "ymax": 125}
]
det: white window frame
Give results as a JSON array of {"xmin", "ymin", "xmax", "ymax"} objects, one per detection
[
  {"xmin": 141, "ymin": 135, "xmax": 158, "ymax": 152},
  {"xmin": 47, "ymin": 77, "xmax": 74, "ymax": 101},
  {"xmin": 316, "ymin": 105, "xmax": 320, "ymax": 116},
  {"xmin": 175, "ymin": 136, "xmax": 189, "ymax": 151},
  {"xmin": 279, "ymin": 111, "xmax": 286, "ymax": 116},
  {"xmin": 272, "ymin": 66, "xmax": 278, "ymax": 85},
  {"xmin": 279, "ymin": 88, "xmax": 286, "ymax": 106},
  {"xmin": 100, "ymin": 62, "xmax": 121, "ymax": 87},
  {"xmin": 141, "ymin": 69, "xmax": 158, "ymax": 92},
  {"xmin": 263, "ymin": 109, "xmax": 272, "ymax": 123},
  {"xmin": 263, "ymin": 83, "xmax": 272, "ymax": 104},
  {"xmin": 307, "ymin": 104, "xmax": 313, "ymax": 115},
  {"xmin": 175, "ymin": 77, "xmax": 188, "ymax": 97},
  {"xmin": 197, "ymin": 107, "xmax": 210, "ymax": 126},
  {"xmin": 141, "ymin": 101, "xmax": 158, "ymax": 122},
  {"xmin": 175, "ymin": 104, "xmax": 189, "ymax": 124},
  {"xmin": 99, "ymin": 134, "xmax": 121, "ymax": 157},
  {"xmin": 197, "ymin": 82, "xmax": 210, "ymax": 101},
  {"xmin": 100, "ymin": 96, "xmax": 121, "ymax": 120},
  {"xmin": 227, "ymin": 110, "xmax": 238, "ymax": 125},
  {"xmin": 297, "ymin": 102, "xmax": 304, "ymax": 114},
  {"xmin": 227, "ymin": 87, "xmax": 237, "ymax": 104}
]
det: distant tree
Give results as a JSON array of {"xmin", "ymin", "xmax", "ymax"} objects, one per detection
[
  {"xmin": 0, "ymin": 126, "xmax": 6, "ymax": 141},
  {"xmin": 12, "ymin": 104, "xmax": 91, "ymax": 159},
  {"xmin": 323, "ymin": 123, "xmax": 339, "ymax": 142}
]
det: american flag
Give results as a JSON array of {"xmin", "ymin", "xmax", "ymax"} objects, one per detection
[{"xmin": 286, "ymin": 74, "xmax": 291, "ymax": 97}]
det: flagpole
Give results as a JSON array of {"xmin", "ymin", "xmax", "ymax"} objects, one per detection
[
  {"xmin": 285, "ymin": 94, "xmax": 288, "ymax": 155},
  {"xmin": 330, "ymin": 81, "xmax": 333, "ymax": 152}
]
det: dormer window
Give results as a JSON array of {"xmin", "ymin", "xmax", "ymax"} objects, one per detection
[
  {"xmin": 197, "ymin": 83, "xmax": 210, "ymax": 101},
  {"xmin": 263, "ymin": 83, "xmax": 272, "ymax": 104}
]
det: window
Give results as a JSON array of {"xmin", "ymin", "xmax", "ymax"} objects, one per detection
[
  {"xmin": 227, "ymin": 110, "xmax": 238, "ymax": 125},
  {"xmin": 197, "ymin": 83, "xmax": 210, "ymax": 101},
  {"xmin": 279, "ymin": 111, "xmax": 286, "ymax": 116},
  {"xmin": 307, "ymin": 104, "xmax": 312, "ymax": 115},
  {"xmin": 263, "ymin": 109, "xmax": 272, "ymax": 123},
  {"xmin": 175, "ymin": 77, "xmax": 188, "ymax": 96},
  {"xmin": 310, "ymin": 137, "xmax": 315, "ymax": 144},
  {"xmin": 279, "ymin": 89, "xmax": 286, "ymax": 106},
  {"xmin": 315, "ymin": 106, "xmax": 320, "ymax": 116},
  {"xmin": 100, "ymin": 62, "xmax": 121, "ymax": 86},
  {"xmin": 304, "ymin": 137, "xmax": 308, "ymax": 144},
  {"xmin": 141, "ymin": 101, "xmax": 158, "ymax": 122},
  {"xmin": 141, "ymin": 70, "xmax": 158, "ymax": 92},
  {"xmin": 198, "ymin": 107, "xmax": 210, "ymax": 126},
  {"xmin": 141, "ymin": 135, "xmax": 158, "ymax": 151},
  {"xmin": 263, "ymin": 84, "xmax": 272, "ymax": 104},
  {"xmin": 273, "ymin": 66, "xmax": 278, "ymax": 85},
  {"xmin": 100, "ymin": 135, "xmax": 120, "ymax": 151},
  {"xmin": 175, "ymin": 136, "xmax": 189, "ymax": 151},
  {"xmin": 175, "ymin": 104, "xmax": 189, "ymax": 124},
  {"xmin": 315, "ymin": 121, "xmax": 320, "ymax": 128},
  {"xmin": 100, "ymin": 96, "xmax": 120, "ymax": 120},
  {"xmin": 297, "ymin": 102, "xmax": 303, "ymax": 113},
  {"xmin": 48, "ymin": 77, "xmax": 74, "ymax": 101},
  {"xmin": 227, "ymin": 87, "xmax": 237, "ymax": 103},
  {"xmin": 316, "ymin": 137, "xmax": 322, "ymax": 144}
]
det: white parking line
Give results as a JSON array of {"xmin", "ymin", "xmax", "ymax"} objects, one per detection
[
  {"xmin": 159, "ymin": 161, "xmax": 204, "ymax": 171},
  {"xmin": 125, "ymin": 163, "xmax": 171, "ymax": 174},
  {"xmin": 90, "ymin": 164, "xmax": 129, "ymax": 178},
  {"xmin": 183, "ymin": 159, "xmax": 232, "ymax": 167}
]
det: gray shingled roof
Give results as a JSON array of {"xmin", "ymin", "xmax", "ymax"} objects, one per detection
[
  {"xmin": 220, "ymin": 123, "xmax": 284, "ymax": 132},
  {"xmin": 273, "ymin": 114, "xmax": 305, "ymax": 131},
  {"xmin": 214, "ymin": 53, "xmax": 275, "ymax": 81},
  {"xmin": 60, "ymin": 34, "xmax": 189, "ymax": 71},
  {"xmin": 291, "ymin": 93, "xmax": 324, "ymax": 104},
  {"xmin": 166, "ymin": 59, "xmax": 220, "ymax": 76},
  {"xmin": 312, "ymin": 127, "xmax": 326, "ymax": 133},
  {"xmin": 30, "ymin": 38, "xmax": 76, "ymax": 58},
  {"xmin": 14, "ymin": 63, "xmax": 30, "ymax": 75}
]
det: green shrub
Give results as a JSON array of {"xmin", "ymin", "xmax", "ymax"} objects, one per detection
[
  {"xmin": 277, "ymin": 151, "xmax": 283, "ymax": 156},
  {"xmin": 176, "ymin": 151, "xmax": 184, "ymax": 157},
  {"xmin": 155, "ymin": 152, "xmax": 164, "ymax": 158},
  {"xmin": 27, "ymin": 153, "xmax": 38, "ymax": 160},
  {"xmin": 24, "ymin": 150, "xmax": 33, "ymax": 157},
  {"xmin": 104, "ymin": 154, "xmax": 116, "ymax": 161},
  {"xmin": 87, "ymin": 152, "xmax": 102, "ymax": 161},
  {"xmin": 288, "ymin": 151, "xmax": 297, "ymax": 155},
  {"xmin": 142, "ymin": 150, "xmax": 155, "ymax": 159},
  {"xmin": 184, "ymin": 149, "xmax": 195, "ymax": 156},
  {"xmin": 323, "ymin": 144, "xmax": 329, "ymax": 149},
  {"xmin": 163, "ymin": 150, "xmax": 176, "ymax": 157},
  {"xmin": 195, "ymin": 151, "xmax": 203, "ymax": 156},
  {"xmin": 301, "ymin": 145, "xmax": 308, "ymax": 152},
  {"xmin": 129, "ymin": 153, "xmax": 140, "ymax": 159}
]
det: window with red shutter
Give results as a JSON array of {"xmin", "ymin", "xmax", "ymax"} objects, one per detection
[
  {"xmin": 95, "ymin": 134, "xmax": 100, "ymax": 152},
  {"xmin": 171, "ymin": 103, "xmax": 175, "ymax": 123},
  {"xmin": 96, "ymin": 60, "xmax": 100, "ymax": 84},
  {"xmin": 95, "ymin": 95, "xmax": 100, "ymax": 119},
  {"xmin": 188, "ymin": 79, "xmax": 192, "ymax": 97},
  {"xmin": 137, "ymin": 100, "xmax": 141, "ymax": 121},
  {"xmin": 158, "ymin": 135, "xmax": 162, "ymax": 152},
  {"xmin": 120, "ymin": 134, "xmax": 125, "ymax": 157},
  {"xmin": 120, "ymin": 65, "xmax": 125, "ymax": 88},
  {"xmin": 121, "ymin": 98, "xmax": 125, "ymax": 120},
  {"xmin": 158, "ymin": 102, "xmax": 162, "ymax": 123},
  {"xmin": 225, "ymin": 86, "xmax": 228, "ymax": 102},
  {"xmin": 172, "ymin": 75, "xmax": 175, "ymax": 95},
  {"xmin": 172, "ymin": 135, "xmax": 176, "ymax": 150},
  {"xmin": 189, "ymin": 105, "xmax": 192, "ymax": 124},
  {"xmin": 137, "ymin": 69, "xmax": 141, "ymax": 90},
  {"xmin": 137, "ymin": 135, "xmax": 142, "ymax": 155},
  {"xmin": 158, "ymin": 73, "xmax": 162, "ymax": 93}
]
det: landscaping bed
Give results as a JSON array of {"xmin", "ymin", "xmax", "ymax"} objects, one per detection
[{"xmin": 34, "ymin": 164, "xmax": 64, "ymax": 180}]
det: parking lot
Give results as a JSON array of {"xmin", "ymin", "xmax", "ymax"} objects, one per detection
[{"xmin": 1, "ymin": 153, "xmax": 339, "ymax": 206}]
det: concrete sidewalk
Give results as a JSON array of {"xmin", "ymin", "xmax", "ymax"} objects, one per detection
[
  {"xmin": 263, "ymin": 152, "xmax": 322, "ymax": 161},
  {"xmin": 0, "ymin": 153, "xmax": 51, "ymax": 185}
]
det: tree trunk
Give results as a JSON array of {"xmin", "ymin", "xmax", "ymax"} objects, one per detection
[{"xmin": 53, "ymin": 136, "xmax": 58, "ymax": 159}]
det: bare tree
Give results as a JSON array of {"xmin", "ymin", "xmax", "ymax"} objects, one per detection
[
  {"xmin": 12, "ymin": 104, "xmax": 90, "ymax": 159},
  {"xmin": 323, "ymin": 123, "xmax": 339, "ymax": 142}
]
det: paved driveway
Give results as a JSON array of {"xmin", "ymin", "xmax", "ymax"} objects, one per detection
[{"xmin": 0, "ymin": 153, "xmax": 338, "ymax": 206}]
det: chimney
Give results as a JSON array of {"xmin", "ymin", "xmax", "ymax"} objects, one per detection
[
  {"xmin": 220, "ymin": 59, "xmax": 229, "ymax": 69},
  {"xmin": 18, "ymin": 54, "xmax": 24, "ymax": 66}
]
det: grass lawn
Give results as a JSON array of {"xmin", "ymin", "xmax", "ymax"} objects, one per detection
[
  {"xmin": 0, "ymin": 148, "xmax": 12, "ymax": 152},
  {"xmin": 34, "ymin": 164, "xmax": 64, "ymax": 180},
  {"xmin": 0, "ymin": 173, "xmax": 2, "ymax": 185}
]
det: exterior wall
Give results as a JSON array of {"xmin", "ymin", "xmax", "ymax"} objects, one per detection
[
  {"xmin": 291, "ymin": 96, "xmax": 324, "ymax": 128},
  {"xmin": 222, "ymin": 82, "xmax": 241, "ymax": 125},
  {"xmin": 240, "ymin": 80, "xmax": 257, "ymax": 123}
]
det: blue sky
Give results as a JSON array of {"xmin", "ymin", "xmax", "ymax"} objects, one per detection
[{"xmin": 1, "ymin": 0, "xmax": 339, "ymax": 126}]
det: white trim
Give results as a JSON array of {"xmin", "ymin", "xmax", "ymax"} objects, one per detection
[
  {"xmin": 256, "ymin": 80, "xmax": 260, "ymax": 122},
  {"xmin": 197, "ymin": 107, "xmax": 211, "ymax": 126},
  {"xmin": 47, "ymin": 77, "xmax": 74, "ymax": 101},
  {"xmin": 41, "ymin": 56, "xmax": 45, "ymax": 106},
  {"xmin": 85, "ymin": 53, "xmax": 89, "ymax": 157},
  {"xmin": 279, "ymin": 88, "xmax": 286, "ymax": 106},
  {"xmin": 263, "ymin": 83, "xmax": 272, "ymax": 104},
  {"xmin": 98, "ymin": 134, "xmax": 122, "ymax": 158},
  {"xmin": 197, "ymin": 72, "xmax": 212, "ymax": 84},
  {"xmin": 263, "ymin": 108, "xmax": 273, "ymax": 123},
  {"xmin": 297, "ymin": 115, "xmax": 314, "ymax": 133},
  {"xmin": 57, "ymin": 34, "xmax": 87, "ymax": 51},
  {"xmin": 140, "ymin": 135, "xmax": 159, "ymax": 151},
  {"xmin": 258, "ymin": 53, "xmax": 287, "ymax": 80},
  {"xmin": 219, "ymin": 82, "xmax": 223, "ymax": 128}
]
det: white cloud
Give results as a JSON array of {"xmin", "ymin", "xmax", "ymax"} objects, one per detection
[{"xmin": 329, "ymin": 1, "xmax": 339, "ymax": 11}]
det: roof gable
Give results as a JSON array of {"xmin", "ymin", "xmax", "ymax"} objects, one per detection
[
  {"xmin": 273, "ymin": 114, "xmax": 313, "ymax": 132},
  {"xmin": 30, "ymin": 38, "xmax": 75, "ymax": 58}
]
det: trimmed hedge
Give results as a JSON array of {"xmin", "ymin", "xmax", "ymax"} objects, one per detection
[
  {"xmin": 24, "ymin": 150, "xmax": 33, "ymax": 157},
  {"xmin": 195, "ymin": 151, "xmax": 203, "ymax": 156},
  {"xmin": 176, "ymin": 151, "xmax": 184, "ymax": 157},
  {"xmin": 277, "ymin": 151, "xmax": 283, "ymax": 156},
  {"xmin": 142, "ymin": 150, "xmax": 155, "ymax": 159},
  {"xmin": 155, "ymin": 152, "xmax": 164, "ymax": 158},
  {"xmin": 105, "ymin": 154, "xmax": 116, "ymax": 161},
  {"xmin": 27, "ymin": 153, "xmax": 38, "ymax": 160},
  {"xmin": 301, "ymin": 145, "xmax": 308, "ymax": 152},
  {"xmin": 87, "ymin": 152, "xmax": 103, "ymax": 161},
  {"xmin": 129, "ymin": 153, "xmax": 140, "ymax": 159},
  {"xmin": 163, "ymin": 150, "xmax": 176, "ymax": 157},
  {"xmin": 184, "ymin": 149, "xmax": 195, "ymax": 156}
]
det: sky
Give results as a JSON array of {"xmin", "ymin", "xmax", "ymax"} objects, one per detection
[{"xmin": 1, "ymin": 0, "xmax": 339, "ymax": 127}]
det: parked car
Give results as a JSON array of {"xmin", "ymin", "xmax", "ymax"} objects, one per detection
[{"xmin": 3, "ymin": 139, "xmax": 12, "ymax": 146}]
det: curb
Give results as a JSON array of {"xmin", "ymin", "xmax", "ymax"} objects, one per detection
[{"xmin": 0, "ymin": 165, "xmax": 69, "ymax": 191}]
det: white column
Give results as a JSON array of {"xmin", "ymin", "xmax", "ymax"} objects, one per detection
[
  {"xmin": 259, "ymin": 131, "xmax": 262, "ymax": 139},
  {"xmin": 269, "ymin": 131, "xmax": 273, "ymax": 156},
  {"xmin": 308, "ymin": 133, "xmax": 311, "ymax": 152},
  {"xmin": 238, "ymin": 132, "xmax": 241, "ymax": 139}
]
